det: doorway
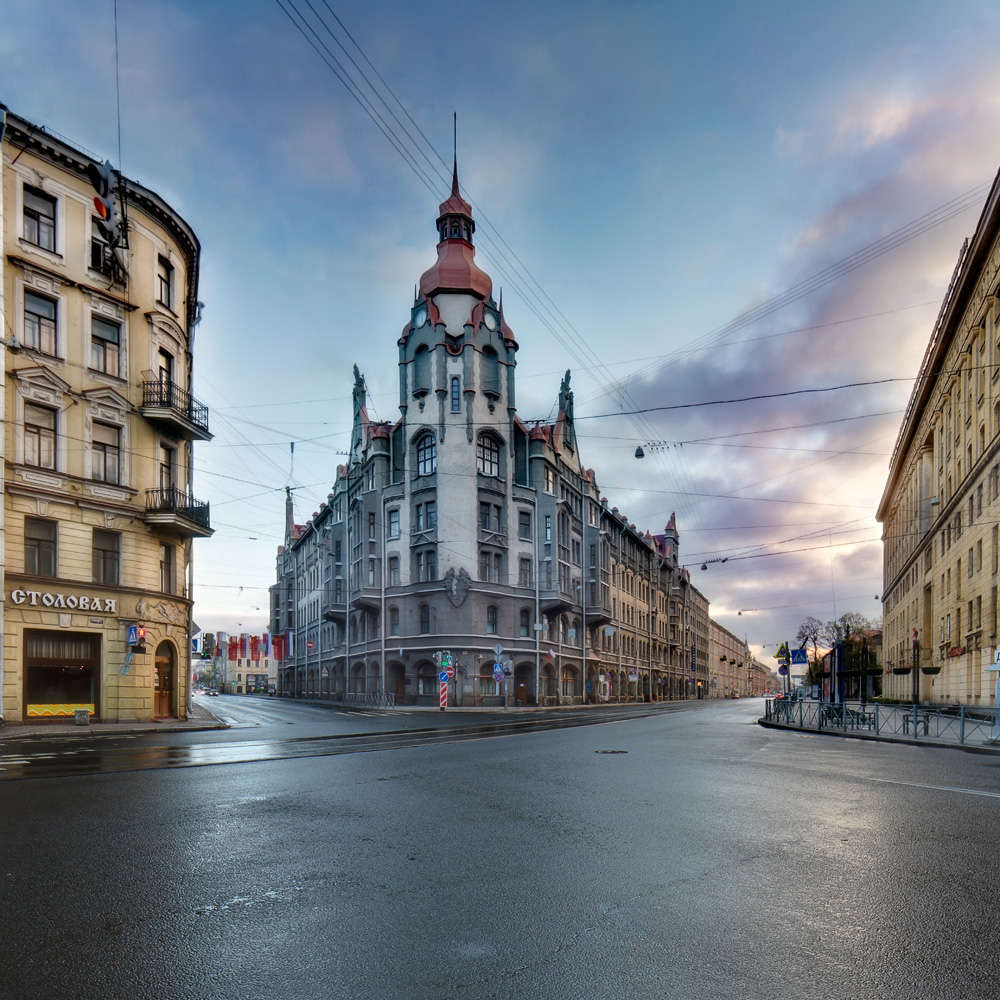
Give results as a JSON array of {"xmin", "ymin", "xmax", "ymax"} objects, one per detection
[{"xmin": 154, "ymin": 642, "xmax": 175, "ymax": 718}]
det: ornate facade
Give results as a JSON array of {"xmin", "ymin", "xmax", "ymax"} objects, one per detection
[
  {"xmin": 878, "ymin": 162, "xmax": 1000, "ymax": 705},
  {"xmin": 0, "ymin": 106, "xmax": 211, "ymax": 723},
  {"xmin": 271, "ymin": 167, "xmax": 709, "ymax": 706}
]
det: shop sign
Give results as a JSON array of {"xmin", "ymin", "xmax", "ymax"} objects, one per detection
[{"xmin": 8, "ymin": 589, "xmax": 117, "ymax": 613}]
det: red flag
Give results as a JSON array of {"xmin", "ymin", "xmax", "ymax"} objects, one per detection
[
  {"xmin": 272, "ymin": 635, "xmax": 284, "ymax": 661},
  {"xmin": 251, "ymin": 636, "xmax": 260, "ymax": 661}
]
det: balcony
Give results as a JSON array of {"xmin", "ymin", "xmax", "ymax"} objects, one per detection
[
  {"xmin": 140, "ymin": 379, "xmax": 213, "ymax": 441},
  {"xmin": 145, "ymin": 486, "xmax": 213, "ymax": 537}
]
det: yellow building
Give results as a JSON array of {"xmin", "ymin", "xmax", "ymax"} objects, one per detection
[
  {"xmin": 878, "ymin": 163, "xmax": 1000, "ymax": 705},
  {"xmin": 0, "ymin": 106, "xmax": 212, "ymax": 723}
]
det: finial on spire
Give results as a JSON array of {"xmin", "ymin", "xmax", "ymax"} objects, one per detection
[{"xmin": 452, "ymin": 111, "xmax": 459, "ymax": 197}]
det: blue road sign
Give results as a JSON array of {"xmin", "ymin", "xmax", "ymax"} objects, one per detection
[
  {"xmin": 439, "ymin": 671, "xmax": 448, "ymax": 683},
  {"xmin": 791, "ymin": 649, "xmax": 808, "ymax": 664},
  {"xmin": 126, "ymin": 623, "xmax": 139, "ymax": 645}
]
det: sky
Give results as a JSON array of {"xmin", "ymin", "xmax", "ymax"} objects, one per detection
[{"xmin": 5, "ymin": 0, "xmax": 1000, "ymax": 666}]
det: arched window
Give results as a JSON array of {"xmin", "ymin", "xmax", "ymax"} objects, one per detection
[
  {"xmin": 477, "ymin": 434, "xmax": 500, "ymax": 477},
  {"xmin": 451, "ymin": 376, "xmax": 461, "ymax": 412},
  {"xmin": 486, "ymin": 605, "xmax": 498, "ymax": 634},
  {"xmin": 416, "ymin": 433, "xmax": 436, "ymax": 475},
  {"xmin": 482, "ymin": 346, "xmax": 500, "ymax": 397},
  {"xmin": 413, "ymin": 345, "xmax": 430, "ymax": 396}
]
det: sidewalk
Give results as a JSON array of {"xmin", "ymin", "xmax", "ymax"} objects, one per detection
[{"xmin": 0, "ymin": 698, "xmax": 229, "ymax": 741}]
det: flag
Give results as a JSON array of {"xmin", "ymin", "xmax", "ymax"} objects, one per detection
[
  {"xmin": 261, "ymin": 632, "xmax": 271, "ymax": 657},
  {"xmin": 545, "ymin": 649, "xmax": 554, "ymax": 661},
  {"xmin": 272, "ymin": 635, "xmax": 284, "ymax": 661},
  {"xmin": 251, "ymin": 636, "xmax": 260, "ymax": 661},
  {"xmin": 228, "ymin": 637, "xmax": 238, "ymax": 661}
]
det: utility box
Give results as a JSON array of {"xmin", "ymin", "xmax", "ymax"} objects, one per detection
[{"xmin": 74, "ymin": 709, "xmax": 90, "ymax": 726}]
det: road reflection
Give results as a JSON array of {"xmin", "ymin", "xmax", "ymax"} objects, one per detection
[{"xmin": 0, "ymin": 706, "xmax": 676, "ymax": 780}]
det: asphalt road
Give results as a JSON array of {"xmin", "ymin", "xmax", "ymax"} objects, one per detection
[{"xmin": 3, "ymin": 698, "xmax": 1000, "ymax": 999}]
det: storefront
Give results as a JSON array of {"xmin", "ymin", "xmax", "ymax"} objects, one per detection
[
  {"xmin": 24, "ymin": 630, "xmax": 101, "ymax": 719},
  {"xmin": 3, "ymin": 584, "xmax": 190, "ymax": 724}
]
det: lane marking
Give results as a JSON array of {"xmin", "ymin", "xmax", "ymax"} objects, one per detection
[{"xmin": 867, "ymin": 776, "xmax": 1000, "ymax": 800}]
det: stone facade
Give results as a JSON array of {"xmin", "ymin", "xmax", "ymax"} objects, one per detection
[
  {"xmin": 0, "ymin": 106, "xmax": 211, "ymax": 723},
  {"xmin": 271, "ymin": 167, "xmax": 710, "ymax": 706},
  {"xmin": 877, "ymin": 162, "xmax": 1000, "ymax": 705}
]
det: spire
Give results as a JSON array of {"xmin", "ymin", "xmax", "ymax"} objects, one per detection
[{"xmin": 419, "ymin": 132, "xmax": 491, "ymax": 300}]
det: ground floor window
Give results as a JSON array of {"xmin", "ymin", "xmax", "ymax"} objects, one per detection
[
  {"xmin": 418, "ymin": 674, "xmax": 438, "ymax": 695},
  {"xmin": 478, "ymin": 676, "xmax": 500, "ymax": 696},
  {"xmin": 24, "ymin": 630, "xmax": 100, "ymax": 718}
]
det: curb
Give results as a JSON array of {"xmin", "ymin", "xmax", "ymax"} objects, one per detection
[{"xmin": 758, "ymin": 717, "xmax": 1000, "ymax": 755}]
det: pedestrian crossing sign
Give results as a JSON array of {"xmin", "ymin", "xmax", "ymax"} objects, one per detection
[{"xmin": 775, "ymin": 643, "xmax": 789, "ymax": 660}]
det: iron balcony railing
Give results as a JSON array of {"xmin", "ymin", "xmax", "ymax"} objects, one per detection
[
  {"xmin": 145, "ymin": 486, "xmax": 211, "ymax": 529},
  {"xmin": 141, "ymin": 379, "xmax": 211, "ymax": 437}
]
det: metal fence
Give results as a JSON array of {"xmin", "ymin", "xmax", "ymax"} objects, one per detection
[{"xmin": 763, "ymin": 699, "xmax": 999, "ymax": 747}]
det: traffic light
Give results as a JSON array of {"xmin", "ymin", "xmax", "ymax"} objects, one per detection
[
  {"xmin": 86, "ymin": 159, "xmax": 120, "ymax": 247},
  {"xmin": 130, "ymin": 625, "xmax": 146, "ymax": 654},
  {"xmin": 441, "ymin": 651, "xmax": 452, "ymax": 669}
]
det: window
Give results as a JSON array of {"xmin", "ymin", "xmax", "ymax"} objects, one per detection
[
  {"xmin": 477, "ymin": 434, "xmax": 500, "ymax": 477},
  {"xmin": 518, "ymin": 510, "xmax": 532, "ymax": 540},
  {"xmin": 92, "ymin": 423, "xmax": 121, "ymax": 484},
  {"xmin": 388, "ymin": 556, "xmax": 400, "ymax": 586},
  {"xmin": 416, "ymin": 549, "xmax": 437, "ymax": 582},
  {"xmin": 24, "ymin": 403, "xmax": 56, "ymax": 469},
  {"xmin": 368, "ymin": 511, "xmax": 376, "ymax": 539},
  {"xmin": 519, "ymin": 558, "xmax": 532, "ymax": 588},
  {"xmin": 520, "ymin": 608, "xmax": 530, "ymax": 637},
  {"xmin": 480, "ymin": 502, "xmax": 491, "ymax": 530},
  {"xmin": 545, "ymin": 515, "xmax": 552, "ymax": 542},
  {"xmin": 389, "ymin": 606, "xmax": 400, "ymax": 636},
  {"xmin": 24, "ymin": 292, "xmax": 57, "ymax": 355},
  {"xmin": 25, "ymin": 518, "xmax": 56, "ymax": 577},
  {"xmin": 90, "ymin": 316, "xmax": 121, "ymax": 376},
  {"xmin": 160, "ymin": 542, "xmax": 175, "ymax": 594},
  {"xmin": 23, "ymin": 186, "xmax": 56, "ymax": 251},
  {"xmin": 419, "ymin": 603, "xmax": 430, "ymax": 633},
  {"xmin": 157, "ymin": 256, "xmax": 173, "ymax": 310},
  {"xmin": 416, "ymin": 433, "xmax": 436, "ymax": 475},
  {"xmin": 451, "ymin": 376, "xmax": 461, "ymax": 412},
  {"xmin": 93, "ymin": 529, "xmax": 120, "ymax": 585},
  {"xmin": 387, "ymin": 509, "xmax": 400, "ymax": 539},
  {"xmin": 480, "ymin": 550, "xmax": 491, "ymax": 581},
  {"xmin": 159, "ymin": 445, "xmax": 175, "ymax": 491},
  {"xmin": 544, "ymin": 467, "xmax": 556, "ymax": 493},
  {"xmin": 416, "ymin": 501, "xmax": 436, "ymax": 531},
  {"xmin": 486, "ymin": 605, "xmax": 498, "ymax": 634}
]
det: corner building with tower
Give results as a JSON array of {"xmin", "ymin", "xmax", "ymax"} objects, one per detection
[
  {"xmin": 0, "ymin": 106, "xmax": 212, "ymax": 724},
  {"xmin": 272, "ymin": 168, "xmax": 709, "ymax": 706}
]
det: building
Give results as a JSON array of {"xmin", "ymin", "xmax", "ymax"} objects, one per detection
[
  {"xmin": 0, "ymin": 106, "xmax": 212, "ymax": 723},
  {"xmin": 877, "ymin": 162, "xmax": 1000, "ymax": 706},
  {"xmin": 213, "ymin": 632, "xmax": 276, "ymax": 694},
  {"xmin": 271, "ymin": 166, "xmax": 713, "ymax": 706},
  {"xmin": 708, "ymin": 619, "xmax": 752, "ymax": 698}
]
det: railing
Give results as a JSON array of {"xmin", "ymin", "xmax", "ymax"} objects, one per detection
[
  {"xmin": 141, "ymin": 379, "xmax": 211, "ymax": 436},
  {"xmin": 763, "ymin": 699, "xmax": 998, "ymax": 746},
  {"xmin": 145, "ymin": 486, "xmax": 211, "ymax": 529},
  {"xmin": 343, "ymin": 691, "xmax": 395, "ymax": 709}
]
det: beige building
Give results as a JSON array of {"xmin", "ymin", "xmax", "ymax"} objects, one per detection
[
  {"xmin": 0, "ymin": 106, "xmax": 211, "ymax": 723},
  {"xmin": 878, "ymin": 162, "xmax": 1000, "ymax": 705},
  {"xmin": 708, "ymin": 619, "xmax": 751, "ymax": 698}
]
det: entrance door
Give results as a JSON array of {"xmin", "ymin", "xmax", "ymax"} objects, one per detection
[{"xmin": 155, "ymin": 642, "xmax": 175, "ymax": 718}]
